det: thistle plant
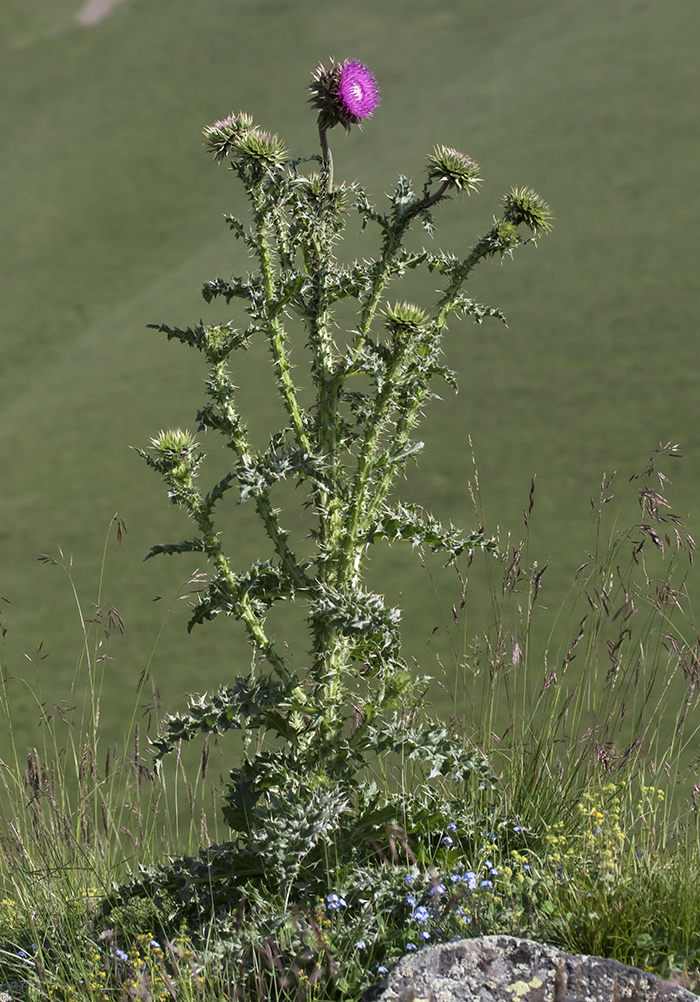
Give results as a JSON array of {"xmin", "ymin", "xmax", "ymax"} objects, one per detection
[{"xmin": 138, "ymin": 60, "xmax": 551, "ymax": 901}]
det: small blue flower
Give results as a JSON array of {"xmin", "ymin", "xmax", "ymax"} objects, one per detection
[
  {"xmin": 420, "ymin": 931, "xmax": 431, "ymax": 941},
  {"xmin": 489, "ymin": 867, "xmax": 499, "ymax": 877},
  {"xmin": 377, "ymin": 965, "xmax": 389, "ymax": 975},
  {"xmin": 406, "ymin": 942, "xmax": 417, "ymax": 951},
  {"xmin": 514, "ymin": 825, "xmax": 525, "ymax": 833},
  {"xmin": 413, "ymin": 906, "xmax": 430, "ymax": 924},
  {"xmin": 116, "ymin": 949, "xmax": 129, "ymax": 962},
  {"xmin": 429, "ymin": 883, "xmax": 446, "ymax": 897},
  {"xmin": 447, "ymin": 823, "xmax": 457, "ymax": 832},
  {"xmin": 441, "ymin": 836, "xmax": 454, "ymax": 847},
  {"xmin": 405, "ymin": 873, "xmax": 414, "ymax": 884},
  {"xmin": 406, "ymin": 894, "xmax": 417, "ymax": 907},
  {"xmin": 325, "ymin": 893, "xmax": 347, "ymax": 910},
  {"xmin": 355, "ymin": 940, "xmax": 367, "ymax": 950},
  {"xmin": 149, "ymin": 940, "xmax": 161, "ymax": 950},
  {"xmin": 464, "ymin": 871, "xmax": 477, "ymax": 890},
  {"xmin": 480, "ymin": 879, "xmax": 493, "ymax": 889},
  {"xmin": 484, "ymin": 860, "xmax": 493, "ymax": 868},
  {"xmin": 522, "ymin": 864, "xmax": 531, "ymax": 872},
  {"xmin": 450, "ymin": 873, "xmax": 462, "ymax": 883}
]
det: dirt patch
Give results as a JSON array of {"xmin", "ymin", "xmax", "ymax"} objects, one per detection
[{"xmin": 77, "ymin": 0, "xmax": 129, "ymax": 27}]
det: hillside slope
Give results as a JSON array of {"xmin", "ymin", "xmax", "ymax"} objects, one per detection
[{"xmin": 1, "ymin": 0, "xmax": 699, "ymax": 751}]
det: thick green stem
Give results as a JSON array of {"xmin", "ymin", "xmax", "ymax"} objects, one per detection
[
  {"xmin": 338, "ymin": 354, "xmax": 406, "ymax": 588},
  {"xmin": 208, "ymin": 364, "xmax": 309, "ymax": 590},
  {"xmin": 318, "ymin": 126, "xmax": 334, "ymax": 192},
  {"xmin": 193, "ymin": 504, "xmax": 293, "ymax": 683},
  {"xmin": 250, "ymin": 184, "xmax": 312, "ymax": 455},
  {"xmin": 353, "ymin": 182, "xmax": 451, "ymax": 350}
]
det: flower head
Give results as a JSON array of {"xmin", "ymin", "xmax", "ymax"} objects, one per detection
[
  {"xmin": 413, "ymin": 906, "xmax": 430, "ymax": 924},
  {"xmin": 502, "ymin": 186, "xmax": 553, "ymax": 236},
  {"xmin": 338, "ymin": 60, "xmax": 380, "ymax": 121},
  {"xmin": 309, "ymin": 58, "xmax": 380, "ymax": 133},
  {"xmin": 426, "ymin": 146, "xmax": 481, "ymax": 194}
]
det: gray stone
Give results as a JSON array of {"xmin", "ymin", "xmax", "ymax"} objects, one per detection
[{"xmin": 362, "ymin": 936, "xmax": 699, "ymax": 1002}]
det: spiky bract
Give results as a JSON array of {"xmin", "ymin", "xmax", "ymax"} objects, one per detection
[
  {"xmin": 203, "ymin": 113, "xmax": 287, "ymax": 174},
  {"xmin": 426, "ymin": 146, "xmax": 482, "ymax": 194},
  {"xmin": 384, "ymin": 302, "xmax": 429, "ymax": 340},
  {"xmin": 502, "ymin": 186, "xmax": 553, "ymax": 235},
  {"xmin": 202, "ymin": 112, "xmax": 255, "ymax": 162}
]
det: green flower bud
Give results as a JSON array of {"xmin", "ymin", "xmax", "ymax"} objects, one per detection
[
  {"xmin": 150, "ymin": 429, "xmax": 200, "ymax": 476},
  {"xmin": 233, "ymin": 128, "xmax": 288, "ymax": 173},
  {"xmin": 502, "ymin": 186, "xmax": 553, "ymax": 235},
  {"xmin": 203, "ymin": 112, "xmax": 255, "ymax": 162},
  {"xmin": 426, "ymin": 146, "xmax": 482, "ymax": 194},
  {"xmin": 384, "ymin": 302, "xmax": 429, "ymax": 340}
]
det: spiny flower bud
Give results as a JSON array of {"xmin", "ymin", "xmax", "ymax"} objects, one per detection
[
  {"xmin": 309, "ymin": 58, "xmax": 380, "ymax": 133},
  {"xmin": 502, "ymin": 186, "xmax": 553, "ymax": 236},
  {"xmin": 203, "ymin": 112, "xmax": 255, "ymax": 162},
  {"xmin": 384, "ymin": 302, "xmax": 429, "ymax": 340},
  {"xmin": 233, "ymin": 128, "xmax": 288, "ymax": 173},
  {"xmin": 426, "ymin": 146, "xmax": 482, "ymax": 194},
  {"xmin": 150, "ymin": 429, "xmax": 200, "ymax": 471}
]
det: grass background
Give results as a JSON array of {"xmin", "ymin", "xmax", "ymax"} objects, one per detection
[{"xmin": 2, "ymin": 0, "xmax": 699, "ymax": 764}]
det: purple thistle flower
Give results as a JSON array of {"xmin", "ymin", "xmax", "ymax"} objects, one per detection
[
  {"xmin": 309, "ymin": 58, "xmax": 380, "ymax": 133},
  {"xmin": 337, "ymin": 60, "xmax": 380, "ymax": 122}
]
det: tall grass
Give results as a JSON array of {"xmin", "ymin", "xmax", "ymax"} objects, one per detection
[{"xmin": 1, "ymin": 452, "xmax": 699, "ymax": 1000}]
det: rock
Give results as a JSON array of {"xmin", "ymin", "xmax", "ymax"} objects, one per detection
[{"xmin": 362, "ymin": 936, "xmax": 699, "ymax": 1002}]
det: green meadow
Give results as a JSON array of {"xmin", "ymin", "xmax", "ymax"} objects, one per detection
[{"xmin": 2, "ymin": 0, "xmax": 699, "ymax": 760}]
